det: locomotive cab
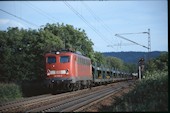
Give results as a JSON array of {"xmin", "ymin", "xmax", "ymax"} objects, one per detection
[
  {"xmin": 46, "ymin": 53, "xmax": 71, "ymax": 78},
  {"xmin": 45, "ymin": 51, "xmax": 74, "ymax": 92},
  {"xmin": 45, "ymin": 50, "xmax": 92, "ymax": 93}
]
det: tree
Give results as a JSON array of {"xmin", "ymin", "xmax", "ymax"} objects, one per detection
[
  {"xmin": 0, "ymin": 23, "xmax": 95, "ymax": 82},
  {"xmin": 93, "ymin": 52, "xmax": 106, "ymax": 66},
  {"xmin": 145, "ymin": 52, "xmax": 168, "ymax": 72},
  {"xmin": 42, "ymin": 23, "xmax": 94, "ymax": 59},
  {"xmin": 105, "ymin": 56, "xmax": 124, "ymax": 70},
  {"xmin": 0, "ymin": 27, "xmax": 64, "ymax": 82}
]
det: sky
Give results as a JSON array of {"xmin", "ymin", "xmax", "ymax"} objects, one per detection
[{"xmin": 0, "ymin": 0, "xmax": 168, "ymax": 52}]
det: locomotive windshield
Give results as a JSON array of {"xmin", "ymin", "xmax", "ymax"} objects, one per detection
[
  {"xmin": 60, "ymin": 56, "xmax": 70, "ymax": 63},
  {"xmin": 47, "ymin": 56, "xmax": 56, "ymax": 64}
]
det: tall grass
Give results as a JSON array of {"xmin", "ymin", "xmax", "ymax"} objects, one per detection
[
  {"xmin": 112, "ymin": 71, "xmax": 168, "ymax": 112},
  {"xmin": 0, "ymin": 83, "xmax": 22, "ymax": 104}
]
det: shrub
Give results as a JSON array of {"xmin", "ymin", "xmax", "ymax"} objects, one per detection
[
  {"xmin": 0, "ymin": 83, "xmax": 22, "ymax": 104},
  {"xmin": 112, "ymin": 71, "xmax": 168, "ymax": 112}
]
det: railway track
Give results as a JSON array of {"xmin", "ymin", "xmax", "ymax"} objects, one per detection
[
  {"xmin": 0, "ymin": 80, "xmax": 134, "ymax": 112},
  {"xmin": 0, "ymin": 94, "xmax": 51, "ymax": 107}
]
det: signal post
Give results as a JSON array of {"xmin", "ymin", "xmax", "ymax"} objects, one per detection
[{"xmin": 138, "ymin": 58, "xmax": 145, "ymax": 80}]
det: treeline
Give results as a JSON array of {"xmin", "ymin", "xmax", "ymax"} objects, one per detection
[
  {"xmin": 0, "ymin": 23, "xmax": 135, "ymax": 83},
  {"xmin": 94, "ymin": 52, "xmax": 136, "ymax": 73},
  {"xmin": 145, "ymin": 52, "xmax": 168, "ymax": 73}
]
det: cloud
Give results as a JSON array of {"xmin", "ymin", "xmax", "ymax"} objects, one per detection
[
  {"xmin": 0, "ymin": 19, "xmax": 26, "ymax": 29},
  {"xmin": 0, "ymin": 19, "xmax": 10, "ymax": 24}
]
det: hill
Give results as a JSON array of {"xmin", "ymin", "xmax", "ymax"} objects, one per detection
[{"xmin": 102, "ymin": 51, "xmax": 167, "ymax": 64}]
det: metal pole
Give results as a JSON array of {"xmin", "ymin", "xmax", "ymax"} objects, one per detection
[{"xmin": 139, "ymin": 66, "xmax": 141, "ymax": 80}]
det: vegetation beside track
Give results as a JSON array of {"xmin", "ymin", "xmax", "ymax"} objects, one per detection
[
  {"xmin": 0, "ymin": 83, "xmax": 22, "ymax": 104},
  {"xmin": 111, "ymin": 70, "xmax": 168, "ymax": 112}
]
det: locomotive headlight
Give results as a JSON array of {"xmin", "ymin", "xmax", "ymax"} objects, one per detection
[
  {"xmin": 56, "ymin": 51, "xmax": 60, "ymax": 54},
  {"xmin": 47, "ymin": 69, "xmax": 50, "ymax": 76}
]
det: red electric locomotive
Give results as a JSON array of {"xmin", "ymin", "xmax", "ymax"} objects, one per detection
[{"xmin": 45, "ymin": 49, "xmax": 92, "ymax": 93}]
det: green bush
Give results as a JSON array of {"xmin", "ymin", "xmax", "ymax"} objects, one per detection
[
  {"xmin": 112, "ymin": 71, "xmax": 168, "ymax": 112},
  {"xmin": 0, "ymin": 83, "xmax": 22, "ymax": 104}
]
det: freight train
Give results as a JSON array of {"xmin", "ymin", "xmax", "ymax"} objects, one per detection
[{"xmin": 45, "ymin": 49, "xmax": 132, "ymax": 94}]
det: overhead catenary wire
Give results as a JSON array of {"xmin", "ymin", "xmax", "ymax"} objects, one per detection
[
  {"xmin": 63, "ymin": 1, "xmax": 112, "ymax": 46},
  {"xmin": 26, "ymin": 1, "xmax": 62, "ymax": 23},
  {"xmin": 24, "ymin": 2, "xmax": 55, "ymax": 23},
  {"xmin": 81, "ymin": 1, "xmax": 116, "ymax": 43},
  {"xmin": 0, "ymin": 8, "xmax": 39, "ymax": 28},
  {"xmin": 64, "ymin": 1, "xmax": 107, "ymax": 44}
]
